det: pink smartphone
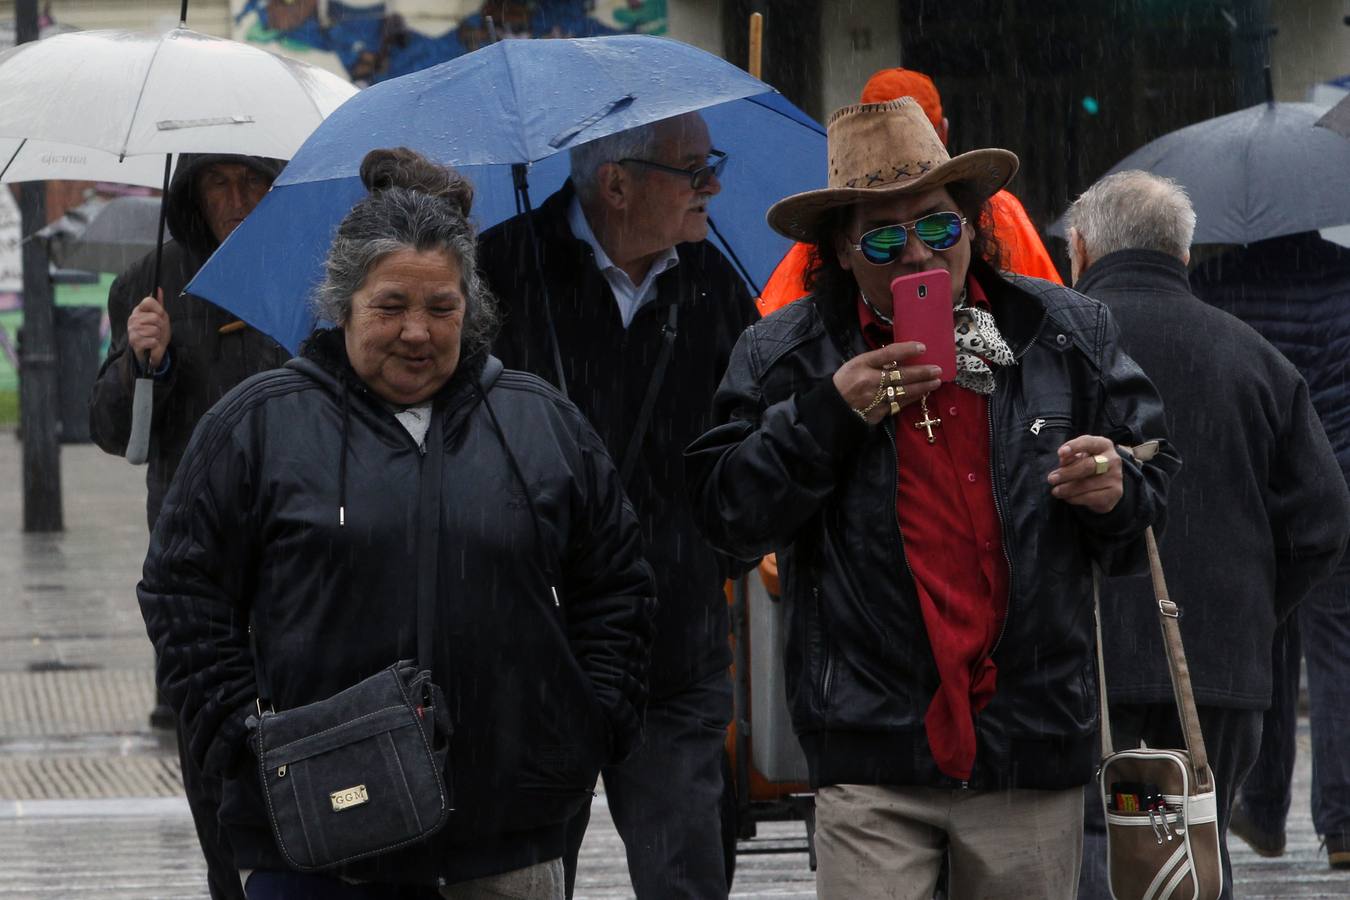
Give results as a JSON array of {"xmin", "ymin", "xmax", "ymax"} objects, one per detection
[{"xmin": 890, "ymin": 270, "xmax": 957, "ymax": 381}]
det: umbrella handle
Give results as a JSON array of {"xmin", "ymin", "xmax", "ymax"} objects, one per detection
[
  {"xmin": 125, "ymin": 353, "xmax": 154, "ymax": 465},
  {"xmin": 132, "ymin": 153, "xmax": 173, "ymax": 466}
]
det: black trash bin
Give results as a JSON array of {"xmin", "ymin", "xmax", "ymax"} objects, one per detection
[{"xmin": 53, "ymin": 305, "xmax": 102, "ymax": 444}]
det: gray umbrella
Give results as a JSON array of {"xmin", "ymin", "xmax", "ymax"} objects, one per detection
[
  {"xmin": 1053, "ymin": 102, "xmax": 1350, "ymax": 244},
  {"xmin": 43, "ymin": 196, "xmax": 161, "ymax": 274},
  {"xmin": 1316, "ymin": 93, "xmax": 1350, "ymax": 140}
]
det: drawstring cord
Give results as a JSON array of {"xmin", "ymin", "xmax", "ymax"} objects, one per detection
[
  {"xmin": 338, "ymin": 385, "xmax": 350, "ymax": 527},
  {"xmin": 475, "ymin": 383, "xmax": 560, "ymax": 608}
]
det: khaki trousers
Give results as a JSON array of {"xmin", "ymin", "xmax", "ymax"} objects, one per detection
[{"xmin": 815, "ymin": 783, "xmax": 1083, "ymax": 900}]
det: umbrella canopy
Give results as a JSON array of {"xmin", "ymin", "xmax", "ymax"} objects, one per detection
[
  {"xmin": 1051, "ymin": 102, "xmax": 1350, "ymax": 245},
  {"xmin": 40, "ymin": 196, "xmax": 162, "ymax": 274},
  {"xmin": 0, "ymin": 27, "xmax": 357, "ymax": 164},
  {"xmin": 187, "ymin": 34, "xmax": 826, "ymax": 353},
  {"xmin": 1316, "ymin": 92, "xmax": 1350, "ymax": 140},
  {"xmin": 0, "ymin": 137, "xmax": 171, "ymax": 187}
]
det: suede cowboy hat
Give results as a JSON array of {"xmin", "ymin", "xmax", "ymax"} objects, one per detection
[{"xmin": 767, "ymin": 98, "xmax": 1019, "ymax": 241}]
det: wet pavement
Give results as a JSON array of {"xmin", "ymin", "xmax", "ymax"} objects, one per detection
[{"xmin": 0, "ymin": 434, "xmax": 1344, "ymax": 897}]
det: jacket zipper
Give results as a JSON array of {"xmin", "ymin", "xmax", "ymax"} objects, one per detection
[
  {"xmin": 986, "ymin": 315, "xmax": 1045, "ymax": 657},
  {"xmin": 986, "ymin": 392, "xmax": 1016, "ymax": 657},
  {"xmin": 816, "ymin": 586, "xmax": 834, "ymax": 703}
]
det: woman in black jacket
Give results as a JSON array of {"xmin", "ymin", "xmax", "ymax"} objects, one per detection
[
  {"xmin": 685, "ymin": 100, "xmax": 1177, "ymax": 898},
  {"xmin": 139, "ymin": 149, "xmax": 655, "ymax": 899}
]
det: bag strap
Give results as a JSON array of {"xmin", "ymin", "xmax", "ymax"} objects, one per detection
[
  {"xmin": 619, "ymin": 302, "xmax": 680, "ymax": 488},
  {"xmin": 415, "ymin": 411, "xmax": 445, "ymax": 677},
  {"xmin": 1092, "ymin": 440, "xmax": 1212, "ymax": 791},
  {"xmin": 1093, "ymin": 566, "xmax": 1115, "ymax": 759},
  {"xmin": 1143, "ymin": 526, "xmax": 1213, "ymax": 791}
]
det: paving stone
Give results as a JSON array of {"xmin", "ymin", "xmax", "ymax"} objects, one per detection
[
  {"xmin": 0, "ymin": 669, "xmax": 155, "ymax": 737},
  {"xmin": 0, "ymin": 754, "xmax": 182, "ymax": 800}
]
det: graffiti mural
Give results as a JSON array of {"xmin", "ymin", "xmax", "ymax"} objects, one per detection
[{"xmin": 230, "ymin": 1, "xmax": 668, "ymax": 85}]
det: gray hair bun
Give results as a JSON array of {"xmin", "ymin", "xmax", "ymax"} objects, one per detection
[{"xmin": 359, "ymin": 147, "xmax": 473, "ymax": 219}]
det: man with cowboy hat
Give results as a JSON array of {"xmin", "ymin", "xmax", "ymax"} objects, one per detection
[
  {"xmin": 685, "ymin": 98, "xmax": 1177, "ymax": 898},
  {"xmin": 756, "ymin": 65, "xmax": 1062, "ymax": 317}
]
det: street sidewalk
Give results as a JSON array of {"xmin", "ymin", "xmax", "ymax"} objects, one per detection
[{"xmin": 0, "ymin": 434, "xmax": 1343, "ymax": 897}]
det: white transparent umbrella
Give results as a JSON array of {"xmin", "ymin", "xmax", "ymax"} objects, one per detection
[
  {"xmin": 0, "ymin": 24, "xmax": 358, "ymax": 463},
  {"xmin": 0, "ymin": 26, "xmax": 356, "ymax": 165}
]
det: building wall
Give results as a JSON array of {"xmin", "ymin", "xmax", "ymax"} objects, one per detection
[
  {"xmin": 0, "ymin": 0, "xmax": 233, "ymax": 35},
  {"xmin": 821, "ymin": 0, "xmax": 900, "ymax": 115},
  {"xmin": 1271, "ymin": 0, "xmax": 1349, "ymax": 102},
  {"xmin": 671, "ymin": 0, "xmax": 724, "ymax": 56}
]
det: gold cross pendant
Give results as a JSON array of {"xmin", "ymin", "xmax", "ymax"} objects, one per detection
[{"xmin": 914, "ymin": 397, "xmax": 942, "ymax": 444}]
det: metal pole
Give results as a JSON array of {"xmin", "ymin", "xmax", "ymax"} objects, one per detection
[{"xmin": 16, "ymin": 0, "xmax": 62, "ymax": 532}]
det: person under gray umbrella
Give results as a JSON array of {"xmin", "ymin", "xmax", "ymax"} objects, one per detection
[{"xmin": 88, "ymin": 152, "xmax": 287, "ymax": 900}]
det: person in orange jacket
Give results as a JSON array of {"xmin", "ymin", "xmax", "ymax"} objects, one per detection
[{"xmin": 757, "ymin": 67, "xmax": 1062, "ymax": 317}]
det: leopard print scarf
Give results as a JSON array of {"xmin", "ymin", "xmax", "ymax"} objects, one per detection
[{"xmin": 953, "ymin": 305, "xmax": 1016, "ymax": 395}]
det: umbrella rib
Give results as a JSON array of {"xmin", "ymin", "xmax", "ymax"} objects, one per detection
[
  {"xmin": 0, "ymin": 137, "xmax": 25, "ymax": 180},
  {"xmin": 501, "ymin": 44, "xmax": 526, "ymax": 161},
  {"xmin": 263, "ymin": 48, "xmax": 325, "ymax": 124},
  {"xmin": 118, "ymin": 29, "xmax": 176, "ymax": 159}
]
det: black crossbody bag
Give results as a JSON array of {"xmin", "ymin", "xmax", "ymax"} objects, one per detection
[{"xmin": 247, "ymin": 413, "xmax": 453, "ymax": 871}]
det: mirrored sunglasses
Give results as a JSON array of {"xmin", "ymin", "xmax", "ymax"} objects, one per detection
[
  {"xmin": 853, "ymin": 212, "xmax": 967, "ymax": 265},
  {"xmin": 619, "ymin": 149, "xmax": 728, "ymax": 191}
]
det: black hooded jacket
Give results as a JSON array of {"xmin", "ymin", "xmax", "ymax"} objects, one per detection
[
  {"xmin": 685, "ymin": 261, "xmax": 1178, "ymax": 791},
  {"xmin": 138, "ymin": 331, "xmax": 656, "ymax": 884},
  {"xmin": 477, "ymin": 182, "xmax": 759, "ymax": 697},
  {"xmin": 89, "ymin": 153, "xmax": 289, "ymax": 528}
]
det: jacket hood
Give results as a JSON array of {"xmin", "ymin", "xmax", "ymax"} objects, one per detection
[{"xmin": 166, "ymin": 154, "xmax": 285, "ymax": 257}]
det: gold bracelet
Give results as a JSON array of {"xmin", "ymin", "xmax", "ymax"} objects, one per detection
[{"xmin": 853, "ymin": 377, "xmax": 888, "ymax": 421}]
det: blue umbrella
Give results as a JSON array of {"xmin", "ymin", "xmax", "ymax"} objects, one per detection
[{"xmin": 188, "ymin": 34, "xmax": 826, "ymax": 353}]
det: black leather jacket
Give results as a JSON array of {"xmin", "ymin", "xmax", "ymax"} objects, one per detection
[{"xmin": 685, "ymin": 261, "xmax": 1177, "ymax": 791}]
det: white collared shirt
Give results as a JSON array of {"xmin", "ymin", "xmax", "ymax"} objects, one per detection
[{"xmin": 567, "ymin": 195, "xmax": 679, "ymax": 329}]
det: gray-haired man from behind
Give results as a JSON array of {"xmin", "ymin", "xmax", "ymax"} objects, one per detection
[{"xmin": 1067, "ymin": 171, "xmax": 1350, "ymax": 900}]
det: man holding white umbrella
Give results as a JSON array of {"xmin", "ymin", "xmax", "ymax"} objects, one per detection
[{"xmin": 90, "ymin": 153, "xmax": 286, "ymax": 531}]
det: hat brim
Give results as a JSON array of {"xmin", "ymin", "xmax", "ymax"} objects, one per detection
[{"xmin": 766, "ymin": 148, "xmax": 1019, "ymax": 242}]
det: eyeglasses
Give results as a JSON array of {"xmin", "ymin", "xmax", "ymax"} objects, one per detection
[
  {"xmin": 618, "ymin": 149, "xmax": 728, "ymax": 191},
  {"xmin": 852, "ymin": 212, "xmax": 968, "ymax": 265}
]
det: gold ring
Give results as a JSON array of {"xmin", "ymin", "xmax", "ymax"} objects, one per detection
[
  {"xmin": 889, "ymin": 400, "xmax": 901, "ymax": 416},
  {"xmin": 886, "ymin": 370, "xmax": 904, "ymax": 384},
  {"xmin": 1093, "ymin": 454, "xmax": 1109, "ymax": 476},
  {"xmin": 882, "ymin": 360, "xmax": 898, "ymax": 371}
]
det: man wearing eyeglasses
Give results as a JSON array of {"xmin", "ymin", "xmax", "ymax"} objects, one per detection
[
  {"xmin": 477, "ymin": 111, "xmax": 758, "ymax": 899},
  {"xmin": 684, "ymin": 98, "xmax": 1177, "ymax": 899}
]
